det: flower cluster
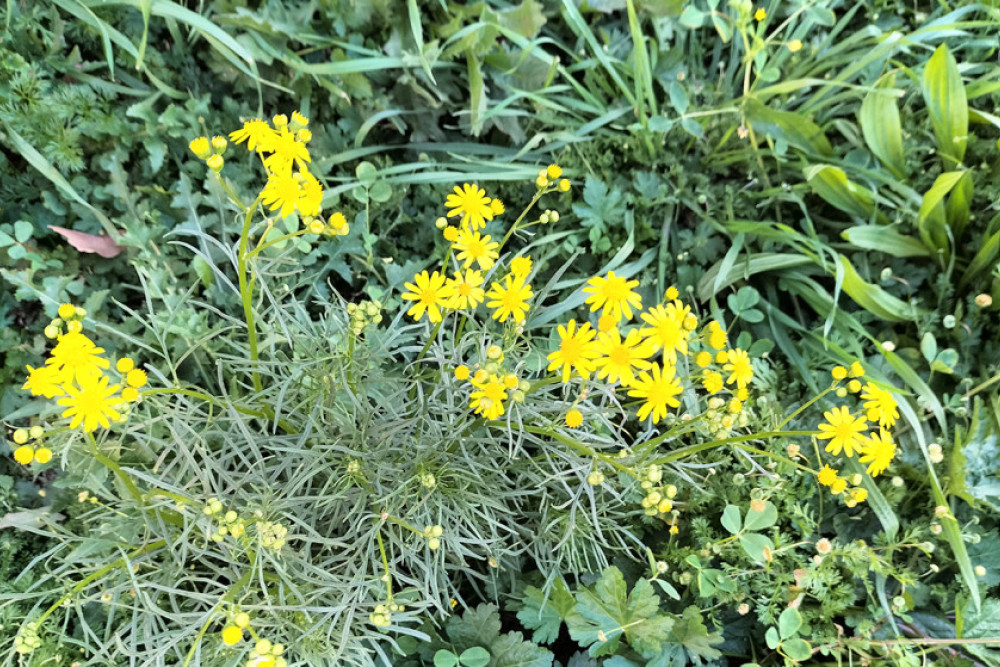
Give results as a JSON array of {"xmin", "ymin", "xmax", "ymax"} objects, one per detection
[
  {"xmin": 218, "ymin": 605, "xmax": 287, "ymax": 666},
  {"xmin": 453, "ymin": 345, "xmax": 530, "ymax": 421},
  {"xmin": 347, "ymin": 299, "xmax": 384, "ymax": 336},
  {"xmin": 193, "ymin": 112, "xmax": 349, "ymax": 238},
  {"xmin": 9, "ymin": 426, "xmax": 51, "ymax": 465},
  {"xmin": 17, "ymin": 304, "xmax": 144, "ymax": 439},
  {"xmin": 812, "ymin": 363, "xmax": 899, "ymax": 504},
  {"xmin": 203, "ymin": 498, "xmax": 248, "ymax": 542},
  {"xmin": 13, "ymin": 621, "xmax": 41, "ymax": 655},
  {"xmin": 549, "ymin": 282, "xmax": 752, "ymax": 432}
]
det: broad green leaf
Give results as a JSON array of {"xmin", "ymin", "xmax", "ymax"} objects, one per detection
[
  {"xmin": 447, "ymin": 604, "xmax": 502, "ymax": 648},
  {"xmin": 649, "ymin": 606, "xmax": 723, "ymax": 667},
  {"xmin": 721, "ymin": 505, "xmax": 741, "ymax": 534},
  {"xmin": 698, "ymin": 253, "xmax": 812, "ymax": 300},
  {"xmin": 466, "ymin": 50, "xmax": 486, "ymax": 137},
  {"xmin": 782, "ymin": 638, "xmax": 813, "ymax": 661},
  {"xmin": 13, "ymin": 220, "xmax": 33, "ymax": 243},
  {"xmin": 435, "ymin": 651, "xmax": 460, "ymax": 667},
  {"xmin": 778, "ymin": 608, "xmax": 802, "ymax": 639},
  {"xmin": 842, "ymin": 225, "xmax": 930, "ymax": 258},
  {"xmin": 489, "ymin": 632, "xmax": 552, "ymax": 667},
  {"xmin": 838, "ymin": 255, "xmax": 921, "ymax": 322},
  {"xmin": 860, "ymin": 75, "xmax": 906, "ymax": 178},
  {"xmin": 738, "ymin": 532, "xmax": 774, "ymax": 564},
  {"xmin": 517, "ymin": 580, "xmax": 578, "ymax": 644},
  {"xmin": 458, "ymin": 647, "xmax": 490, "ymax": 667},
  {"xmin": 804, "ymin": 165, "xmax": 883, "ymax": 223},
  {"xmin": 743, "ymin": 501, "xmax": 778, "ymax": 531},
  {"xmin": 921, "ymin": 332, "xmax": 938, "ymax": 364},
  {"xmin": 765, "ymin": 627, "xmax": 780, "ymax": 650},
  {"xmin": 746, "ymin": 99, "xmax": 833, "ymax": 156},
  {"xmin": 918, "ymin": 171, "xmax": 966, "ymax": 258},
  {"xmin": 922, "ymin": 44, "xmax": 968, "ymax": 168},
  {"xmin": 566, "ymin": 567, "xmax": 673, "ymax": 657}
]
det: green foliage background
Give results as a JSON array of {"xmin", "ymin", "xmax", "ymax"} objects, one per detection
[{"xmin": 2, "ymin": 0, "xmax": 1000, "ymax": 665}]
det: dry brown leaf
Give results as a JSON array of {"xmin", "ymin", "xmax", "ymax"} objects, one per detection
[{"xmin": 48, "ymin": 225, "xmax": 124, "ymax": 258}]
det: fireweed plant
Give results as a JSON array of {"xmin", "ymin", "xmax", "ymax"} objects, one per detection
[{"xmin": 4, "ymin": 112, "xmax": 902, "ymax": 665}]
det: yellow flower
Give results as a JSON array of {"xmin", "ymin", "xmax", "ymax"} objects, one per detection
[
  {"xmin": 736, "ymin": 386, "xmax": 749, "ymax": 401},
  {"xmin": 401, "ymin": 270, "xmax": 449, "ymax": 323},
  {"xmin": 629, "ymin": 363, "xmax": 683, "ymax": 424},
  {"xmin": 723, "ymin": 348, "xmax": 753, "ymax": 388},
  {"xmin": 583, "ymin": 271, "xmax": 642, "ymax": 322},
  {"xmin": 490, "ymin": 199, "xmax": 505, "ymax": 216},
  {"xmin": 291, "ymin": 110, "xmax": 309, "ymax": 128},
  {"xmin": 453, "ymin": 228, "xmax": 500, "ymax": 271},
  {"xmin": 454, "ymin": 365, "xmax": 470, "ymax": 381},
  {"xmin": 263, "ymin": 128, "xmax": 311, "ymax": 175},
  {"xmin": 640, "ymin": 301, "xmax": 693, "ymax": 364},
  {"xmin": 445, "ymin": 183, "xmax": 494, "ymax": 231},
  {"xmin": 22, "ymin": 364, "xmax": 68, "ymax": 399},
  {"xmin": 121, "ymin": 387, "xmax": 139, "ymax": 402},
  {"xmin": 443, "ymin": 226, "xmax": 460, "ymax": 242},
  {"xmin": 665, "ymin": 286, "xmax": 679, "ymax": 301},
  {"xmin": 787, "ymin": 39, "xmax": 803, "ymax": 52},
  {"xmin": 469, "ymin": 374, "xmax": 507, "ymax": 420},
  {"xmin": 593, "ymin": 327, "xmax": 653, "ymax": 387},
  {"xmin": 46, "ymin": 331, "xmax": 109, "ymax": 384},
  {"xmin": 509, "ymin": 256, "xmax": 533, "ymax": 278},
  {"xmin": 861, "ymin": 383, "xmax": 898, "ymax": 429},
  {"xmin": 503, "ymin": 373, "xmax": 519, "ymax": 390},
  {"xmin": 695, "ymin": 351, "xmax": 712, "ymax": 368},
  {"xmin": 298, "ymin": 171, "xmax": 323, "ymax": 217},
  {"xmin": 816, "ymin": 406, "xmax": 868, "ymax": 457},
  {"xmin": 850, "ymin": 361, "xmax": 865, "ymax": 377},
  {"xmin": 34, "ymin": 447, "xmax": 52, "ymax": 464},
  {"xmin": 261, "ymin": 172, "xmax": 302, "ymax": 219},
  {"xmin": 831, "ymin": 477, "xmax": 847, "ymax": 494},
  {"xmin": 547, "ymin": 319, "xmax": 600, "ymax": 382},
  {"xmin": 707, "ymin": 321, "xmax": 727, "ymax": 349},
  {"xmin": 817, "ymin": 465, "xmax": 839, "ymax": 486},
  {"xmin": 13, "ymin": 446, "xmax": 34, "ymax": 465},
  {"xmin": 328, "ymin": 212, "xmax": 349, "ymax": 235},
  {"xmin": 486, "ymin": 275, "xmax": 534, "ymax": 324},
  {"xmin": 597, "ymin": 314, "xmax": 616, "ymax": 333},
  {"xmin": 859, "ymin": 430, "xmax": 896, "ymax": 477},
  {"xmin": 831, "ymin": 366, "xmax": 847, "ymax": 380},
  {"xmin": 702, "ymin": 370, "xmax": 723, "ymax": 394},
  {"xmin": 189, "ymin": 136, "xmax": 212, "ymax": 159},
  {"xmin": 126, "ymin": 369, "xmax": 147, "ymax": 388},
  {"xmin": 441, "ymin": 269, "xmax": 485, "ymax": 310},
  {"xmin": 565, "ymin": 409, "xmax": 583, "ymax": 428},
  {"xmin": 546, "ymin": 164, "xmax": 563, "ymax": 179},
  {"xmin": 848, "ymin": 379, "xmax": 862, "ymax": 393},
  {"xmin": 116, "ymin": 358, "xmax": 134, "ymax": 373},
  {"xmin": 754, "ymin": 7, "xmax": 766, "ymax": 20},
  {"xmin": 58, "ymin": 374, "xmax": 122, "ymax": 432},
  {"xmin": 221, "ymin": 626, "xmax": 243, "ymax": 646},
  {"xmin": 58, "ymin": 303, "xmax": 76, "ymax": 319},
  {"xmin": 229, "ymin": 120, "xmax": 277, "ymax": 153}
]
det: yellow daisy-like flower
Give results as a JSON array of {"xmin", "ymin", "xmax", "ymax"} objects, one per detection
[
  {"xmin": 583, "ymin": 271, "xmax": 642, "ymax": 322},
  {"xmin": 221, "ymin": 626, "xmax": 243, "ymax": 646},
  {"xmin": 547, "ymin": 319, "xmax": 600, "ymax": 383},
  {"xmin": 702, "ymin": 370, "xmax": 723, "ymax": 394},
  {"xmin": 510, "ymin": 256, "xmax": 533, "ymax": 278},
  {"xmin": 640, "ymin": 301, "xmax": 693, "ymax": 364},
  {"xmin": 469, "ymin": 373, "xmax": 508, "ymax": 420},
  {"xmin": 565, "ymin": 409, "xmax": 583, "ymax": 428},
  {"xmin": 440, "ymin": 269, "xmax": 485, "ymax": 310},
  {"xmin": 58, "ymin": 374, "xmax": 122, "ymax": 433},
  {"xmin": 859, "ymin": 430, "xmax": 896, "ymax": 477},
  {"xmin": 628, "ymin": 363, "xmax": 683, "ymax": 424},
  {"xmin": 490, "ymin": 199, "xmax": 505, "ymax": 216},
  {"xmin": 229, "ymin": 119, "xmax": 278, "ymax": 153},
  {"xmin": 14, "ymin": 446, "xmax": 34, "ymax": 465},
  {"xmin": 486, "ymin": 275, "xmax": 534, "ymax": 324},
  {"xmin": 593, "ymin": 327, "xmax": 653, "ymax": 387},
  {"xmin": 189, "ymin": 136, "xmax": 211, "ymax": 159},
  {"xmin": 816, "ymin": 406, "xmax": 868, "ymax": 457},
  {"xmin": 46, "ymin": 331, "xmax": 109, "ymax": 384},
  {"xmin": 707, "ymin": 321, "xmax": 727, "ymax": 350},
  {"xmin": 454, "ymin": 365, "xmax": 470, "ymax": 381},
  {"xmin": 401, "ymin": 270, "xmax": 449, "ymax": 323},
  {"xmin": 291, "ymin": 110, "xmax": 309, "ymax": 128},
  {"xmin": 263, "ymin": 128, "xmax": 311, "ymax": 175},
  {"xmin": 754, "ymin": 7, "xmax": 766, "ymax": 20},
  {"xmin": 261, "ymin": 172, "xmax": 302, "ymax": 219},
  {"xmin": 126, "ymin": 369, "xmax": 147, "ymax": 388},
  {"xmin": 695, "ymin": 351, "xmax": 712, "ymax": 368},
  {"xmin": 22, "ymin": 364, "xmax": 69, "ymax": 399},
  {"xmin": 453, "ymin": 228, "xmax": 500, "ymax": 271},
  {"xmin": 445, "ymin": 183, "xmax": 494, "ymax": 231},
  {"xmin": 723, "ymin": 348, "xmax": 753, "ymax": 388},
  {"xmin": 816, "ymin": 464, "xmax": 839, "ymax": 487},
  {"xmin": 58, "ymin": 303, "xmax": 76, "ymax": 319},
  {"xmin": 298, "ymin": 171, "xmax": 323, "ymax": 217},
  {"xmin": 861, "ymin": 383, "xmax": 898, "ymax": 430}
]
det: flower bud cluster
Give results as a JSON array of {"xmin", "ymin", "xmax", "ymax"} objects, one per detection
[
  {"xmin": 203, "ymin": 499, "xmax": 249, "ymax": 542},
  {"xmin": 347, "ymin": 299, "xmax": 384, "ymax": 335},
  {"xmin": 10, "ymin": 425, "xmax": 52, "ymax": 466},
  {"xmin": 246, "ymin": 637, "xmax": 287, "ymax": 667},
  {"xmin": 638, "ymin": 464, "xmax": 679, "ymax": 520},
  {"xmin": 257, "ymin": 521, "xmax": 289, "ymax": 552},
  {"xmin": 423, "ymin": 524, "xmax": 444, "ymax": 550},
  {"xmin": 14, "ymin": 622, "xmax": 41, "ymax": 654},
  {"xmin": 370, "ymin": 601, "xmax": 405, "ymax": 627}
]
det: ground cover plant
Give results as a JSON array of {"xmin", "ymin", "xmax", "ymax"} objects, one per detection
[{"xmin": 2, "ymin": 1, "xmax": 999, "ymax": 666}]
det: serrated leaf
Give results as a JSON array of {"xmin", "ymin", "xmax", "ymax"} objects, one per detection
[
  {"xmin": 922, "ymin": 44, "xmax": 968, "ymax": 168},
  {"xmin": 446, "ymin": 604, "xmax": 502, "ymax": 648},
  {"xmin": 566, "ymin": 567, "xmax": 673, "ymax": 657},
  {"xmin": 498, "ymin": 0, "xmax": 547, "ymax": 39},
  {"xmin": 489, "ymin": 632, "xmax": 553, "ymax": 667},
  {"xmin": 648, "ymin": 606, "xmax": 723, "ymax": 666},
  {"xmin": 517, "ymin": 580, "xmax": 578, "ymax": 644}
]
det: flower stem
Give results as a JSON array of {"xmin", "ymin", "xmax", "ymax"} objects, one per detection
[{"xmin": 236, "ymin": 198, "xmax": 264, "ymax": 395}]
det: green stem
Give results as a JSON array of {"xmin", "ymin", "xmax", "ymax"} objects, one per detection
[
  {"xmin": 237, "ymin": 197, "xmax": 264, "ymax": 395},
  {"xmin": 214, "ymin": 174, "xmax": 249, "ymax": 213},
  {"xmin": 182, "ymin": 560, "xmax": 256, "ymax": 667},
  {"xmin": 248, "ymin": 228, "xmax": 310, "ymax": 259},
  {"xmin": 498, "ymin": 187, "xmax": 555, "ymax": 252},
  {"xmin": 776, "ymin": 384, "xmax": 835, "ymax": 430},
  {"xmin": 35, "ymin": 539, "xmax": 167, "ymax": 626},
  {"xmin": 375, "ymin": 527, "xmax": 393, "ymax": 601},
  {"xmin": 142, "ymin": 387, "xmax": 298, "ymax": 434}
]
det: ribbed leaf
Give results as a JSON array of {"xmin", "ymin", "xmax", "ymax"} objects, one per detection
[
  {"xmin": 746, "ymin": 99, "xmax": 833, "ymax": 156},
  {"xmin": 804, "ymin": 165, "xmax": 885, "ymax": 223},
  {"xmin": 860, "ymin": 74, "xmax": 906, "ymax": 178},
  {"xmin": 922, "ymin": 44, "xmax": 968, "ymax": 168},
  {"xmin": 917, "ymin": 171, "xmax": 966, "ymax": 260},
  {"xmin": 842, "ymin": 226, "xmax": 930, "ymax": 258},
  {"xmin": 838, "ymin": 255, "xmax": 920, "ymax": 322}
]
